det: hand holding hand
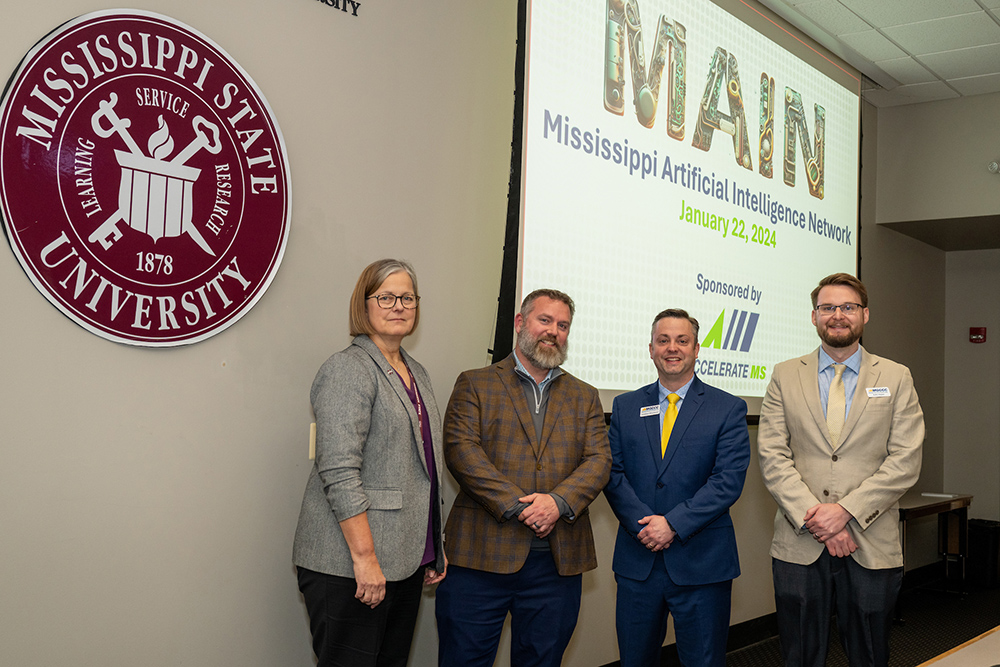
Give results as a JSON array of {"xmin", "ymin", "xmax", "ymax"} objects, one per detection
[
  {"xmin": 637, "ymin": 515, "xmax": 675, "ymax": 552},
  {"xmin": 823, "ymin": 528, "xmax": 858, "ymax": 558},
  {"xmin": 804, "ymin": 503, "xmax": 853, "ymax": 542},
  {"xmin": 518, "ymin": 493, "xmax": 560, "ymax": 538}
]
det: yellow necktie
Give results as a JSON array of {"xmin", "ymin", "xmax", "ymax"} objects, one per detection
[
  {"xmin": 827, "ymin": 364, "xmax": 846, "ymax": 448},
  {"xmin": 661, "ymin": 393, "xmax": 679, "ymax": 458}
]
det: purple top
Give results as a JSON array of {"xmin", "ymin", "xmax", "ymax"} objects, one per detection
[{"xmin": 402, "ymin": 365, "xmax": 438, "ymax": 568}]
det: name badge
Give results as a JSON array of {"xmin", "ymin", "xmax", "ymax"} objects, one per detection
[
  {"xmin": 866, "ymin": 387, "xmax": 890, "ymax": 398},
  {"xmin": 640, "ymin": 405, "xmax": 660, "ymax": 417}
]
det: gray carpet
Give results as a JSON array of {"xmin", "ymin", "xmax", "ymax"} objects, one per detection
[{"xmin": 725, "ymin": 584, "xmax": 1000, "ymax": 667}]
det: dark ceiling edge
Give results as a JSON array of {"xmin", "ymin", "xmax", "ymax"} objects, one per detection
[{"xmin": 880, "ymin": 216, "xmax": 1000, "ymax": 252}]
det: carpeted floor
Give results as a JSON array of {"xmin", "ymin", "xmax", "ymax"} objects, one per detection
[{"xmin": 725, "ymin": 583, "xmax": 1000, "ymax": 667}]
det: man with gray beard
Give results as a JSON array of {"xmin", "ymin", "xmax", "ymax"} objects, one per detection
[{"xmin": 436, "ymin": 289, "xmax": 611, "ymax": 667}]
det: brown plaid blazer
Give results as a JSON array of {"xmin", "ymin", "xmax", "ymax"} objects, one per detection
[{"xmin": 442, "ymin": 355, "xmax": 611, "ymax": 576}]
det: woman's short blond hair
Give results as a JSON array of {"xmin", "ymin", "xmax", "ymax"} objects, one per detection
[{"xmin": 348, "ymin": 259, "xmax": 420, "ymax": 337}]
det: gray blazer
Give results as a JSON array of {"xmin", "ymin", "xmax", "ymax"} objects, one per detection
[{"xmin": 293, "ymin": 335, "xmax": 445, "ymax": 580}]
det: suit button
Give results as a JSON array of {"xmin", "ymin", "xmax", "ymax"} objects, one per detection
[
  {"xmin": 823, "ymin": 490, "xmax": 830, "ymax": 497},
  {"xmin": 536, "ymin": 464, "xmax": 542, "ymax": 471},
  {"xmin": 657, "ymin": 482, "xmax": 664, "ymax": 489},
  {"xmin": 832, "ymin": 455, "xmax": 838, "ymax": 462}
]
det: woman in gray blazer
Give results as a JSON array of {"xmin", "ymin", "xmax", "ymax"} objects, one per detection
[{"xmin": 293, "ymin": 258, "xmax": 445, "ymax": 667}]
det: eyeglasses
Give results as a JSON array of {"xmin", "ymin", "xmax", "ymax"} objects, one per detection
[
  {"xmin": 815, "ymin": 303, "xmax": 863, "ymax": 315},
  {"xmin": 368, "ymin": 293, "xmax": 420, "ymax": 309}
]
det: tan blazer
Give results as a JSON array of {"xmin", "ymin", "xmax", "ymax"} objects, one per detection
[
  {"xmin": 758, "ymin": 346, "xmax": 924, "ymax": 570},
  {"xmin": 442, "ymin": 355, "xmax": 611, "ymax": 576}
]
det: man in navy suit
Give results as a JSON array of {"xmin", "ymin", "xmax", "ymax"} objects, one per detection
[{"xmin": 604, "ymin": 309, "xmax": 751, "ymax": 667}]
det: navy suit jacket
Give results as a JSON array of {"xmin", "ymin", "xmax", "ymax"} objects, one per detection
[{"xmin": 604, "ymin": 375, "xmax": 751, "ymax": 585}]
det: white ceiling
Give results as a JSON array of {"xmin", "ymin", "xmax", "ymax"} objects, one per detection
[{"xmin": 758, "ymin": 0, "xmax": 1000, "ymax": 107}]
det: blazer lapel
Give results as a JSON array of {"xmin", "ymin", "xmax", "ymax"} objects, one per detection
[
  {"xmin": 400, "ymin": 347, "xmax": 435, "ymax": 476},
  {"xmin": 838, "ymin": 347, "xmax": 879, "ymax": 450},
  {"xmin": 659, "ymin": 377, "xmax": 705, "ymax": 477},
  {"xmin": 496, "ymin": 358, "xmax": 541, "ymax": 456},
  {"xmin": 354, "ymin": 337, "xmax": 427, "ymax": 475},
  {"xmin": 641, "ymin": 382, "xmax": 663, "ymax": 467},
  {"xmin": 794, "ymin": 350, "xmax": 833, "ymax": 448},
  {"xmin": 538, "ymin": 375, "xmax": 569, "ymax": 458}
]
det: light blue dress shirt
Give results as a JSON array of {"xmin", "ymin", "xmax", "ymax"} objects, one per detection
[
  {"xmin": 658, "ymin": 375, "xmax": 695, "ymax": 433},
  {"xmin": 818, "ymin": 347, "xmax": 862, "ymax": 421}
]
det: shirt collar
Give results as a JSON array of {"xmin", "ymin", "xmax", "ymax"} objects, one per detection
[
  {"xmin": 512, "ymin": 350, "xmax": 562, "ymax": 387},
  {"xmin": 818, "ymin": 346, "xmax": 862, "ymax": 375},
  {"xmin": 658, "ymin": 375, "xmax": 695, "ymax": 403}
]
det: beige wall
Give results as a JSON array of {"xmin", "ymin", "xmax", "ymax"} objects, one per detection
[
  {"xmin": 863, "ymin": 100, "xmax": 947, "ymax": 496},
  {"xmin": 876, "ymin": 94, "xmax": 1000, "ymax": 523},
  {"xmin": 0, "ymin": 2, "xmax": 967, "ymax": 667},
  {"xmin": 861, "ymin": 99, "xmax": 949, "ymax": 569},
  {"xmin": 944, "ymin": 250, "xmax": 1000, "ymax": 521},
  {"xmin": 0, "ymin": 1, "xmax": 514, "ymax": 666},
  {"xmin": 877, "ymin": 92, "xmax": 1000, "ymax": 224}
]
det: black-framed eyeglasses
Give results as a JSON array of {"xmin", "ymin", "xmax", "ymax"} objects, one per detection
[
  {"xmin": 815, "ymin": 303, "xmax": 863, "ymax": 315},
  {"xmin": 368, "ymin": 293, "xmax": 420, "ymax": 309}
]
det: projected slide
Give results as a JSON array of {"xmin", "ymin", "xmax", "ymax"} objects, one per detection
[{"xmin": 520, "ymin": 0, "xmax": 860, "ymax": 397}]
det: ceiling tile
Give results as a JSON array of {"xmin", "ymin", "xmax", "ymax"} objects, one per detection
[
  {"xmin": 874, "ymin": 56, "xmax": 937, "ymax": 85},
  {"xmin": 882, "ymin": 13, "xmax": 1000, "ymax": 56},
  {"xmin": 838, "ymin": 0, "xmax": 983, "ymax": 28},
  {"xmin": 839, "ymin": 30, "xmax": 908, "ymax": 60},
  {"xmin": 948, "ymin": 72, "xmax": 1000, "ymax": 96},
  {"xmin": 795, "ymin": 1, "xmax": 870, "ymax": 35},
  {"xmin": 920, "ymin": 43, "xmax": 1000, "ymax": 79},
  {"xmin": 981, "ymin": 0, "xmax": 1000, "ymax": 9}
]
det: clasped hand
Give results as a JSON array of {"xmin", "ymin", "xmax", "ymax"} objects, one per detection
[
  {"xmin": 637, "ymin": 515, "xmax": 675, "ymax": 552},
  {"xmin": 803, "ymin": 503, "xmax": 852, "ymax": 541},
  {"xmin": 518, "ymin": 493, "xmax": 559, "ymax": 538},
  {"xmin": 804, "ymin": 503, "xmax": 857, "ymax": 558}
]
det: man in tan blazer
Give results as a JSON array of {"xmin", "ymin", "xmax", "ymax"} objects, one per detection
[
  {"xmin": 758, "ymin": 273, "xmax": 923, "ymax": 667},
  {"xmin": 436, "ymin": 288, "xmax": 611, "ymax": 667}
]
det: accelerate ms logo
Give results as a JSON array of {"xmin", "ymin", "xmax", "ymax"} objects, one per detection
[
  {"xmin": 0, "ymin": 10, "xmax": 291, "ymax": 346},
  {"xmin": 701, "ymin": 308, "xmax": 766, "ymax": 380},
  {"xmin": 702, "ymin": 308, "xmax": 758, "ymax": 352}
]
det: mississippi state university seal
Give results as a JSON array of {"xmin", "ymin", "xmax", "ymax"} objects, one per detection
[{"xmin": 0, "ymin": 10, "xmax": 290, "ymax": 346}]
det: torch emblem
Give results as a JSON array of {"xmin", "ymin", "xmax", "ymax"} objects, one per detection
[
  {"xmin": 1, "ymin": 9, "xmax": 290, "ymax": 346},
  {"xmin": 88, "ymin": 93, "xmax": 220, "ymax": 256}
]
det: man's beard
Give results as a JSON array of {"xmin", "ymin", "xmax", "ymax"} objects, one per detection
[
  {"xmin": 819, "ymin": 320, "xmax": 863, "ymax": 348},
  {"xmin": 517, "ymin": 329, "xmax": 568, "ymax": 369}
]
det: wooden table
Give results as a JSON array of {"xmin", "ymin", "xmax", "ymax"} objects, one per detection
[{"xmin": 899, "ymin": 492, "xmax": 974, "ymax": 580}]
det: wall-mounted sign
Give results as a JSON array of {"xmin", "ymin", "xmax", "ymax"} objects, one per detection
[
  {"xmin": 315, "ymin": 0, "xmax": 361, "ymax": 17},
  {"xmin": 0, "ymin": 10, "xmax": 291, "ymax": 346}
]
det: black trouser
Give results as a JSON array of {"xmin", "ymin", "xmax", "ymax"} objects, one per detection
[
  {"xmin": 773, "ymin": 554, "xmax": 902, "ymax": 667},
  {"xmin": 297, "ymin": 566, "xmax": 423, "ymax": 667}
]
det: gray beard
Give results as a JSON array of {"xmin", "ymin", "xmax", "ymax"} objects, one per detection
[{"xmin": 518, "ymin": 331, "xmax": 568, "ymax": 369}]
